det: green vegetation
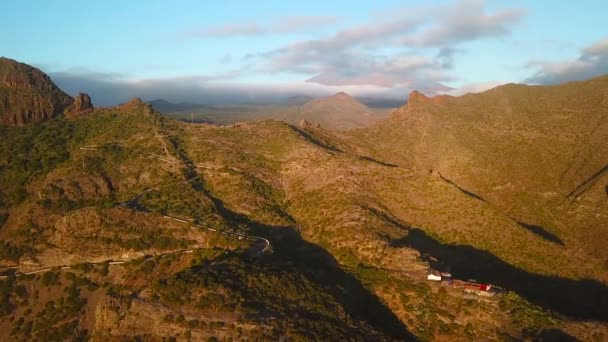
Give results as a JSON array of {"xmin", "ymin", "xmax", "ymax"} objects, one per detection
[
  {"xmin": 11, "ymin": 281, "xmax": 88, "ymax": 341},
  {"xmin": 149, "ymin": 253, "xmax": 389, "ymax": 340},
  {"xmin": 0, "ymin": 276, "xmax": 15, "ymax": 316},
  {"xmin": 0, "ymin": 240, "xmax": 33, "ymax": 261},
  {"xmin": 0, "ymin": 119, "xmax": 73, "ymax": 207},
  {"xmin": 500, "ymin": 292, "xmax": 560, "ymax": 332}
]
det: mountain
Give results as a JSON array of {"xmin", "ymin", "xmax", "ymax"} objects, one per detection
[
  {"xmin": 283, "ymin": 94, "xmax": 315, "ymax": 105},
  {"xmin": 0, "ymin": 57, "xmax": 74, "ymax": 126},
  {"xmin": 347, "ymin": 76, "xmax": 608, "ymax": 275},
  {"xmin": 0, "ymin": 60, "xmax": 607, "ymax": 341},
  {"xmin": 277, "ymin": 92, "xmax": 386, "ymax": 130},
  {"xmin": 356, "ymin": 96, "xmax": 406, "ymax": 108}
]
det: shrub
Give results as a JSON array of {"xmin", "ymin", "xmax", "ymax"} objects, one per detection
[{"xmin": 41, "ymin": 272, "xmax": 59, "ymax": 287}]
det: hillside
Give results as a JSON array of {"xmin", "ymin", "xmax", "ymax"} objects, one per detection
[
  {"xmin": 346, "ymin": 76, "xmax": 608, "ymax": 262},
  {"xmin": 0, "ymin": 57, "xmax": 73, "ymax": 126},
  {"xmin": 0, "ymin": 61, "xmax": 606, "ymax": 341}
]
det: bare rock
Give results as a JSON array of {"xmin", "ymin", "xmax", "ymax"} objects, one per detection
[
  {"xmin": 0, "ymin": 57, "xmax": 73, "ymax": 126},
  {"xmin": 299, "ymin": 119, "xmax": 321, "ymax": 129},
  {"xmin": 66, "ymin": 93, "xmax": 94, "ymax": 118}
]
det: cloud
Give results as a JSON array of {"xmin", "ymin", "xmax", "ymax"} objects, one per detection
[
  {"xmin": 183, "ymin": 15, "xmax": 338, "ymax": 38},
  {"xmin": 401, "ymin": 0, "xmax": 524, "ymax": 47},
  {"xmin": 49, "ymin": 69, "xmax": 245, "ymax": 106},
  {"xmin": 440, "ymin": 81, "xmax": 504, "ymax": 96},
  {"xmin": 46, "ymin": 1, "xmax": 526, "ymax": 105},
  {"xmin": 49, "ymin": 68, "xmax": 426, "ymax": 107},
  {"xmin": 525, "ymin": 36, "xmax": 608, "ymax": 84},
  {"xmin": 256, "ymin": 0, "xmax": 523, "ymax": 88}
]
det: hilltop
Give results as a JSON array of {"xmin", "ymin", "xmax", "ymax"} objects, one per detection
[{"xmin": 0, "ymin": 60, "xmax": 606, "ymax": 341}]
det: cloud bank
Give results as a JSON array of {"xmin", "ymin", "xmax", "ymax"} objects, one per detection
[
  {"xmin": 526, "ymin": 36, "xmax": 608, "ymax": 84},
  {"xmin": 258, "ymin": 0, "xmax": 523, "ymax": 89}
]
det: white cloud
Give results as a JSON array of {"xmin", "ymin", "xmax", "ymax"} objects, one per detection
[
  {"xmin": 257, "ymin": 0, "xmax": 523, "ymax": 88},
  {"xmin": 440, "ymin": 81, "xmax": 505, "ymax": 96}
]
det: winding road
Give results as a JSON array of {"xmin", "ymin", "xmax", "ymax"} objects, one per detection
[
  {"xmin": 0, "ymin": 213, "xmax": 271, "ymax": 280},
  {"xmin": 1, "ymin": 125, "xmax": 272, "ymax": 280}
]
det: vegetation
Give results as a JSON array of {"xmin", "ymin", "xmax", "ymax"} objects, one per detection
[
  {"xmin": 0, "ymin": 67, "xmax": 607, "ymax": 340},
  {"xmin": 0, "ymin": 118, "xmax": 74, "ymax": 207}
]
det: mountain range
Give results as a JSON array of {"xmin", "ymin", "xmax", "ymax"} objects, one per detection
[
  {"xmin": 150, "ymin": 92, "xmax": 393, "ymax": 130},
  {"xmin": 0, "ymin": 57, "xmax": 606, "ymax": 341}
]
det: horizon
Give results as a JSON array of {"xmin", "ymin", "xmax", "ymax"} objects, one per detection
[{"xmin": 2, "ymin": 0, "xmax": 608, "ymax": 105}]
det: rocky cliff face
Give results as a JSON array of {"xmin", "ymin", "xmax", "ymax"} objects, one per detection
[
  {"xmin": 0, "ymin": 57, "xmax": 73, "ymax": 126},
  {"xmin": 66, "ymin": 92, "xmax": 94, "ymax": 118}
]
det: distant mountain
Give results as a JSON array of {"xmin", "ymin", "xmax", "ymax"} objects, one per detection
[
  {"xmin": 278, "ymin": 92, "xmax": 384, "ymax": 130},
  {"xmin": 283, "ymin": 95, "xmax": 315, "ymax": 105},
  {"xmin": 147, "ymin": 99, "xmax": 204, "ymax": 113},
  {"xmin": 356, "ymin": 96, "xmax": 405, "ymax": 108},
  {"xmin": 0, "ymin": 57, "xmax": 73, "ymax": 126}
]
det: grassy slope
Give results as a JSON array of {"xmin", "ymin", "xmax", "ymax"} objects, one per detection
[{"xmin": 345, "ymin": 76, "xmax": 608, "ymax": 272}]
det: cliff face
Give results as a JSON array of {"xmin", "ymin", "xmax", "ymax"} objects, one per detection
[{"xmin": 0, "ymin": 57, "xmax": 73, "ymax": 126}]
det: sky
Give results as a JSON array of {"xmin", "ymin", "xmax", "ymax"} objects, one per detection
[{"xmin": 2, "ymin": 0, "xmax": 608, "ymax": 105}]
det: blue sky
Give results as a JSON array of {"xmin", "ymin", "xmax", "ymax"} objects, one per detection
[{"xmin": 2, "ymin": 0, "xmax": 608, "ymax": 104}]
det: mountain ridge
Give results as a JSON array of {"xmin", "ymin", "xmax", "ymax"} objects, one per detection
[{"xmin": 0, "ymin": 57, "xmax": 74, "ymax": 126}]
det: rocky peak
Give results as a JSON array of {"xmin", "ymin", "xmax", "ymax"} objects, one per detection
[
  {"xmin": 299, "ymin": 119, "xmax": 321, "ymax": 129},
  {"xmin": 333, "ymin": 91, "xmax": 351, "ymax": 98},
  {"xmin": 0, "ymin": 57, "xmax": 73, "ymax": 126},
  {"xmin": 119, "ymin": 97, "xmax": 155, "ymax": 115},
  {"xmin": 66, "ymin": 93, "xmax": 94, "ymax": 118},
  {"xmin": 406, "ymin": 90, "xmax": 450, "ymax": 110}
]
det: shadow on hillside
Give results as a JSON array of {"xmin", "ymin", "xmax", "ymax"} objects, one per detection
[
  {"xmin": 390, "ymin": 228, "xmax": 608, "ymax": 321},
  {"xmin": 169, "ymin": 141, "xmax": 415, "ymax": 338},
  {"xmin": 359, "ymin": 156, "xmax": 399, "ymax": 168},
  {"xmin": 251, "ymin": 224, "xmax": 416, "ymax": 340},
  {"xmin": 200, "ymin": 191, "xmax": 415, "ymax": 338},
  {"xmin": 437, "ymin": 173, "xmax": 487, "ymax": 203},
  {"xmin": 513, "ymin": 219, "xmax": 564, "ymax": 245},
  {"xmin": 203, "ymin": 192, "xmax": 414, "ymax": 338},
  {"xmin": 566, "ymin": 163, "xmax": 608, "ymax": 199},
  {"xmin": 289, "ymin": 126, "xmax": 344, "ymax": 153}
]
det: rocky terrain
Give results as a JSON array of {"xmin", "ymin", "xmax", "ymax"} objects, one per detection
[
  {"xmin": 0, "ymin": 60, "xmax": 606, "ymax": 341},
  {"xmin": 0, "ymin": 57, "xmax": 74, "ymax": 126}
]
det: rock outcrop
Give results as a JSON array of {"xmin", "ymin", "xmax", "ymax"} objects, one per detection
[
  {"xmin": 66, "ymin": 92, "xmax": 94, "ymax": 118},
  {"xmin": 0, "ymin": 57, "xmax": 73, "ymax": 126},
  {"xmin": 406, "ymin": 90, "xmax": 450, "ymax": 110},
  {"xmin": 119, "ymin": 97, "xmax": 155, "ymax": 115},
  {"xmin": 299, "ymin": 119, "xmax": 321, "ymax": 129}
]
